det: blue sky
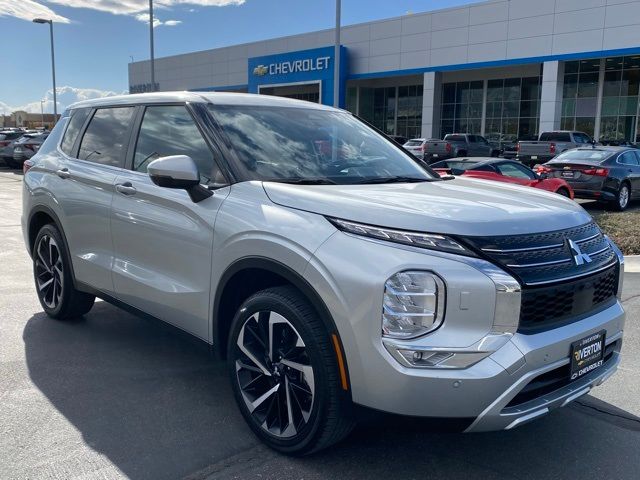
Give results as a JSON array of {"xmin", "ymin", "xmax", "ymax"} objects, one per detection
[{"xmin": 1, "ymin": 0, "xmax": 474, "ymax": 113}]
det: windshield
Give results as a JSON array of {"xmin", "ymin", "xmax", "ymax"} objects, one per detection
[
  {"xmin": 405, "ymin": 140, "xmax": 423, "ymax": 147},
  {"xmin": 553, "ymin": 149, "xmax": 611, "ymax": 162},
  {"xmin": 209, "ymin": 105, "xmax": 434, "ymax": 184}
]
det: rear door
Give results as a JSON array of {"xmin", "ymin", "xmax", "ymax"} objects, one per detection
[
  {"xmin": 110, "ymin": 103, "xmax": 229, "ymax": 339},
  {"xmin": 56, "ymin": 106, "xmax": 136, "ymax": 293},
  {"xmin": 622, "ymin": 150, "xmax": 640, "ymax": 197}
]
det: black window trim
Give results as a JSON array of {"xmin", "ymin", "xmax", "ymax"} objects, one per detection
[{"xmin": 124, "ymin": 101, "xmax": 230, "ymax": 187}]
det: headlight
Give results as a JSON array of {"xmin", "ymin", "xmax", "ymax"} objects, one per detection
[
  {"xmin": 327, "ymin": 217, "xmax": 474, "ymax": 256},
  {"xmin": 383, "ymin": 271, "xmax": 445, "ymax": 339}
]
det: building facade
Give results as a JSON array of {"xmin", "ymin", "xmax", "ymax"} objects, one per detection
[
  {"xmin": 129, "ymin": 0, "xmax": 640, "ymax": 143},
  {"xmin": 0, "ymin": 111, "xmax": 59, "ymax": 130}
]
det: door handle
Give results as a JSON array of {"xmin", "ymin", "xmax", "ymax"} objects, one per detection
[
  {"xmin": 56, "ymin": 168, "xmax": 70, "ymax": 179},
  {"xmin": 115, "ymin": 182, "xmax": 137, "ymax": 196}
]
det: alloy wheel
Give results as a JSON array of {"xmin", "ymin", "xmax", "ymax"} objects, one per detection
[
  {"xmin": 619, "ymin": 185, "xmax": 630, "ymax": 209},
  {"xmin": 35, "ymin": 234, "xmax": 63, "ymax": 309},
  {"xmin": 235, "ymin": 311, "xmax": 315, "ymax": 438}
]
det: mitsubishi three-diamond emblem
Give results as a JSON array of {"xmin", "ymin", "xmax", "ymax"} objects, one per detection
[{"xmin": 567, "ymin": 238, "xmax": 593, "ymax": 266}]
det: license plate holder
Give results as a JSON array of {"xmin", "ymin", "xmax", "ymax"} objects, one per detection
[
  {"xmin": 433, "ymin": 154, "xmax": 439, "ymax": 158},
  {"xmin": 569, "ymin": 330, "xmax": 606, "ymax": 381},
  {"xmin": 531, "ymin": 155, "xmax": 538, "ymax": 160},
  {"xmin": 562, "ymin": 171, "xmax": 575, "ymax": 178}
]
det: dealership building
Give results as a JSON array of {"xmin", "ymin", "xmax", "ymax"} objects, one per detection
[{"xmin": 129, "ymin": 0, "xmax": 640, "ymax": 143}]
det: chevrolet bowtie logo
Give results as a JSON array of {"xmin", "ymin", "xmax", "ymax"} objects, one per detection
[
  {"xmin": 567, "ymin": 238, "xmax": 593, "ymax": 266},
  {"xmin": 253, "ymin": 65, "xmax": 268, "ymax": 76}
]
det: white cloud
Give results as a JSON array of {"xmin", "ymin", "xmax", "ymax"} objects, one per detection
[
  {"xmin": 0, "ymin": 0, "xmax": 70, "ymax": 23},
  {"xmin": 135, "ymin": 12, "xmax": 182, "ymax": 28},
  {"xmin": 0, "ymin": 1, "xmax": 244, "ymax": 24},
  {"xmin": 0, "ymin": 86, "xmax": 121, "ymax": 115}
]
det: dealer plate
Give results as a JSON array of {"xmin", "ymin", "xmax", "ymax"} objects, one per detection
[
  {"xmin": 531, "ymin": 155, "xmax": 538, "ymax": 160},
  {"xmin": 570, "ymin": 330, "xmax": 606, "ymax": 381},
  {"xmin": 432, "ymin": 154, "xmax": 439, "ymax": 158},
  {"xmin": 562, "ymin": 171, "xmax": 575, "ymax": 178}
]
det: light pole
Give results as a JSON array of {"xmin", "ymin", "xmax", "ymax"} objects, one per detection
[
  {"xmin": 333, "ymin": 0, "xmax": 341, "ymax": 107},
  {"xmin": 149, "ymin": 0, "xmax": 156, "ymax": 91},
  {"xmin": 33, "ymin": 18, "xmax": 57, "ymax": 121}
]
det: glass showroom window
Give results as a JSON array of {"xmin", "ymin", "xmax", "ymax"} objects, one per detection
[
  {"xmin": 484, "ymin": 76, "xmax": 541, "ymax": 146},
  {"xmin": 396, "ymin": 85, "xmax": 423, "ymax": 139},
  {"xmin": 599, "ymin": 55, "xmax": 640, "ymax": 143},
  {"xmin": 440, "ymin": 81, "xmax": 483, "ymax": 137},
  {"xmin": 358, "ymin": 85, "xmax": 423, "ymax": 138},
  {"xmin": 561, "ymin": 59, "xmax": 600, "ymax": 137}
]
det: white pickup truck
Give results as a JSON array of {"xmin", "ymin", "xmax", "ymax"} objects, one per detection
[{"xmin": 517, "ymin": 131, "xmax": 594, "ymax": 166}]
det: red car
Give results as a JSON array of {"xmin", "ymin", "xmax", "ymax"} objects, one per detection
[{"xmin": 430, "ymin": 158, "xmax": 574, "ymax": 198}]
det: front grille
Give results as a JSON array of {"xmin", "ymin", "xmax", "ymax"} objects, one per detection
[
  {"xmin": 462, "ymin": 222, "xmax": 619, "ymax": 332},
  {"xmin": 462, "ymin": 222, "xmax": 617, "ymax": 286},
  {"xmin": 519, "ymin": 265, "xmax": 618, "ymax": 332}
]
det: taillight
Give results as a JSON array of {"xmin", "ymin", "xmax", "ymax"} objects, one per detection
[
  {"xmin": 0, "ymin": 141, "xmax": 8, "ymax": 147},
  {"xmin": 535, "ymin": 165, "xmax": 552, "ymax": 173},
  {"xmin": 23, "ymin": 159, "xmax": 35, "ymax": 174},
  {"xmin": 516, "ymin": 143, "xmax": 520, "ymax": 152},
  {"xmin": 583, "ymin": 168, "xmax": 609, "ymax": 177},
  {"xmin": 549, "ymin": 143, "xmax": 556, "ymax": 155},
  {"xmin": 24, "ymin": 144, "xmax": 36, "ymax": 151},
  {"xmin": 420, "ymin": 143, "xmax": 426, "ymax": 152},
  {"xmin": 445, "ymin": 142, "xmax": 452, "ymax": 154}
]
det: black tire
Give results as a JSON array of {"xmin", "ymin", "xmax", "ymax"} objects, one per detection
[
  {"xmin": 456, "ymin": 150, "xmax": 467, "ymax": 158},
  {"xmin": 5, "ymin": 158, "xmax": 19, "ymax": 169},
  {"xmin": 557, "ymin": 188, "xmax": 571, "ymax": 198},
  {"xmin": 33, "ymin": 224, "xmax": 95, "ymax": 319},
  {"xmin": 612, "ymin": 182, "xmax": 631, "ymax": 211},
  {"xmin": 227, "ymin": 286, "xmax": 354, "ymax": 455}
]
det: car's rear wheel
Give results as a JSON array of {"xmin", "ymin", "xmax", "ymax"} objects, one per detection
[
  {"xmin": 612, "ymin": 183, "xmax": 630, "ymax": 211},
  {"xmin": 33, "ymin": 224, "xmax": 95, "ymax": 319},
  {"xmin": 228, "ymin": 286, "xmax": 353, "ymax": 455}
]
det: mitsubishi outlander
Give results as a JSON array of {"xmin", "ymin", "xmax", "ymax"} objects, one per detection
[{"xmin": 22, "ymin": 92, "xmax": 625, "ymax": 454}]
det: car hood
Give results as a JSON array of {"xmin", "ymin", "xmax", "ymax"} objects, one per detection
[{"xmin": 262, "ymin": 177, "xmax": 592, "ymax": 237}]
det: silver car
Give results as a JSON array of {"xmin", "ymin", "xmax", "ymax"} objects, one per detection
[{"xmin": 22, "ymin": 92, "xmax": 625, "ymax": 454}]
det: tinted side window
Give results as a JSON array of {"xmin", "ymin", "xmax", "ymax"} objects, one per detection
[
  {"xmin": 133, "ymin": 105, "xmax": 223, "ymax": 184},
  {"xmin": 496, "ymin": 162, "xmax": 536, "ymax": 179},
  {"xmin": 78, "ymin": 107, "xmax": 135, "ymax": 167},
  {"xmin": 540, "ymin": 132, "xmax": 571, "ymax": 142},
  {"xmin": 619, "ymin": 151, "xmax": 639, "ymax": 165},
  {"xmin": 60, "ymin": 108, "xmax": 90, "ymax": 156}
]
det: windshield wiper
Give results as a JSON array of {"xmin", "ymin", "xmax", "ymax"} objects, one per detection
[
  {"xmin": 269, "ymin": 177, "xmax": 337, "ymax": 185},
  {"xmin": 354, "ymin": 176, "xmax": 433, "ymax": 184}
]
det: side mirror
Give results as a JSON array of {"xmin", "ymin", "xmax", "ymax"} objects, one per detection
[{"xmin": 147, "ymin": 155, "xmax": 213, "ymax": 203}]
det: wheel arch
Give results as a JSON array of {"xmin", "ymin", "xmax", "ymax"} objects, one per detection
[
  {"xmin": 27, "ymin": 205, "xmax": 79, "ymax": 288},
  {"xmin": 213, "ymin": 257, "xmax": 345, "ymax": 365}
]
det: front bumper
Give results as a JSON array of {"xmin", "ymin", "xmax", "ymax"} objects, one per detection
[{"xmin": 375, "ymin": 300, "xmax": 624, "ymax": 429}]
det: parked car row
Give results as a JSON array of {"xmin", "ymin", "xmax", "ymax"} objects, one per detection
[
  {"xmin": 401, "ymin": 130, "xmax": 638, "ymax": 209},
  {"xmin": 0, "ymin": 129, "xmax": 49, "ymax": 169}
]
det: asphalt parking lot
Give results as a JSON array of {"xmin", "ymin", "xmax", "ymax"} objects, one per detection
[{"xmin": 1, "ymin": 166, "xmax": 639, "ymax": 480}]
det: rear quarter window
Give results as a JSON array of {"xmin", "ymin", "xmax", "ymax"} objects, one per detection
[
  {"xmin": 444, "ymin": 134, "xmax": 465, "ymax": 142},
  {"xmin": 60, "ymin": 108, "xmax": 91, "ymax": 156}
]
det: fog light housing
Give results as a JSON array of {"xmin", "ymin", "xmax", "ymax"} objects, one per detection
[{"xmin": 383, "ymin": 271, "xmax": 445, "ymax": 339}]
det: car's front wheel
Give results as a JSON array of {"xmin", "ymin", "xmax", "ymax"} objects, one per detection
[
  {"xmin": 228, "ymin": 286, "xmax": 354, "ymax": 455},
  {"xmin": 33, "ymin": 224, "xmax": 95, "ymax": 319}
]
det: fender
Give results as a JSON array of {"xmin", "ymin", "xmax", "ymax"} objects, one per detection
[{"xmin": 212, "ymin": 256, "xmax": 351, "ymax": 392}]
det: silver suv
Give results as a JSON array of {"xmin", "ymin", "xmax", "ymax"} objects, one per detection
[{"xmin": 22, "ymin": 92, "xmax": 625, "ymax": 454}]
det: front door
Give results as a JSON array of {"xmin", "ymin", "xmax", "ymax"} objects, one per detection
[{"xmin": 109, "ymin": 104, "xmax": 229, "ymax": 340}]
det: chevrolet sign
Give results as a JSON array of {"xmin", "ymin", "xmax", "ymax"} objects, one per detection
[{"xmin": 252, "ymin": 56, "xmax": 331, "ymax": 76}]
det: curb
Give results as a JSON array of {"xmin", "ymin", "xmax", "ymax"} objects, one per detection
[{"xmin": 625, "ymin": 255, "xmax": 640, "ymax": 273}]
